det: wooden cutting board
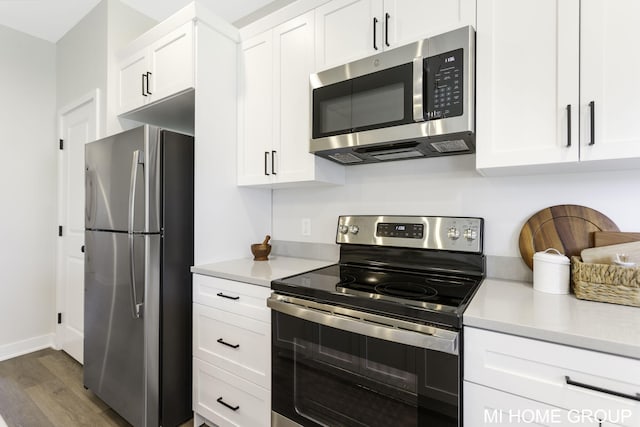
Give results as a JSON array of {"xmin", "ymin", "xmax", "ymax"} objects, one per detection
[
  {"xmin": 594, "ymin": 231, "xmax": 640, "ymax": 247},
  {"xmin": 581, "ymin": 241, "xmax": 640, "ymax": 264},
  {"xmin": 518, "ymin": 205, "xmax": 619, "ymax": 270}
]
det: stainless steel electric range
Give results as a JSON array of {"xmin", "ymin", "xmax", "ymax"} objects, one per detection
[{"xmin": 268, "ymin": 215, "xmax": 485, "ymax": 427}]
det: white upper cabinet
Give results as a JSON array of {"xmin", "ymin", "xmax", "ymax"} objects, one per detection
[
  {"xmin": 117, "ymin": 22, "xmax": 194, "ymax": 115},
  {"xmin": 238, "ymin": 11, "xmax": 344, "ymax": 188},
  {"xmin": 238, "ymin": 32, "xmax": 273, "ymax": 186},
  {"xmin": 315, "ymin": 0, "xmax": 476, "ymax": 70},
  {"xmin": 476, "ymin": 0, "xmax": 640, "ymax": 175},
  {"xmin": 580, "ymin": 0, "xmax": 640, "ymax": 163}
]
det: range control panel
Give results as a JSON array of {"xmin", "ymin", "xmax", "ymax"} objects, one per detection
[{"xmin": 336, "ymin": 215, "xmax": 483, "ymax": 253}]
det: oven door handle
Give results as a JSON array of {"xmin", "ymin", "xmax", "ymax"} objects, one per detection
[{"xmin": 267, "ymin": 294, "xmax": 459, "ymax": 355}]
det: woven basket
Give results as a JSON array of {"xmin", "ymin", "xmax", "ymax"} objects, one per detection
[{"xmin": 571, "ymin": 256, "xmax": 640, "ymax": 307}]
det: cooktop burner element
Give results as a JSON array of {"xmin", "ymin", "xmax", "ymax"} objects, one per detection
[
  {"xmin": 271, "ymin": 215, "xmax": 485, "ymax": 328},
  {"xmin": 374, "ymin": 282, "xmax": 438, "ymax": 299}
]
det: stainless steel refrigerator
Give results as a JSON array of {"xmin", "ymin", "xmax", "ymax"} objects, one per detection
[{"xmin": 84, "ymin": 125, "xmax": 194, "ymax": 427}]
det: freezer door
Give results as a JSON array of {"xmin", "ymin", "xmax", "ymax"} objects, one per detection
[
  {"xmin": 84, "ymin": 230, "xmax": 145, "ymax": 427},
  {"xmin": 85, "ymin": 126, "xmax": 162, "ymax": 232}
]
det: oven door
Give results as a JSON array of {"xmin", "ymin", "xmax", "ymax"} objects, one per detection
[{"xmin": 268, "ymin": 295, "xmax": 460, "ymax": 427}]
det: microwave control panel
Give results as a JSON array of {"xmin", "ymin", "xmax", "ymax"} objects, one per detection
[{"xmin": 424, "ymin": 48, "xmax": 464, "ymax": 121}]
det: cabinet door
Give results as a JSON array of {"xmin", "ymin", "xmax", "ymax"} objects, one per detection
[
  {"xmin": 272, "ymin": 12, "xmax": 317, "ymax": 183},
  {"xmin": 464, "ymin": 382, "xmax": 597, "ymax": 426},
  {"xmin": 315, "ymin": 0, "xmax": 383, "ymax": 71},
  {"xmin": 580, "ymin": 0, "xmax": 640, "ymax": 162},
  {"xmin": 237, "ymin": 32, "xmax": 274, "ymax": 186},
  {"xmin": 148, "ymin": 22, "xmax": 194, "ymax": 103},
  {"xmin": 117, "ymin": 50, "xmax": 148, "ymax": 114},
  {"xmin": 384, "ymin": 0, "xmax": 476, "ymax": 48},
  {"xmin": 475, "ymin": 0, "xmax": 580, "ymax": 174}
]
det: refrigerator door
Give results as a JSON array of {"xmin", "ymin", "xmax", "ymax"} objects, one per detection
[
  {"xmin": 84, "ymin": 229, "xmax": 145, "ymax": 426},
  {"xmin": 85, "ymin": 126, "xmax": 162, "ymax": 233}
]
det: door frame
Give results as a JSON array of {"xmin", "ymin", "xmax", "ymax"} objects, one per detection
[{"xmin": 55, "ymin": 89, "xmax": 100, "ymax": 353}]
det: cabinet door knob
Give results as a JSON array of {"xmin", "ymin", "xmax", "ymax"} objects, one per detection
[
  {"xmin": 141, "ymin": 74, "xmax": 147, "ymax": 97},
  {"xmin": 271, "ymin": 150, "xmax": 277, "ymax": 175},
  {"xmin": 217, "ymin": 338, "xmax": 240, "ymax": 349},
  {"xmin": 385, "ymin": 13, "xmax": 390, "ymax": 47},
  {"xmin": 146, "ymin": 72, "xmax": 152, "ymax": 95},
  {"xmin": 566, "ymin": 104, "xmax": 572, "ymax": 147},
  {"xmin": 264, "ymin": 151, "xmax": 270, "ymax": 175},
  {"xmin": 588, "ymin": 101, "xmax": 595, "ymax": 146},
  {"xmin": 565, "ymin": 376, "xmax": 640, "ymax": 402},
  {"xmin": 216, "ymin": 397, "xmax": 239, "ymax": 411},
  {"xmin": 373, "ymin": 17, "xmax": 379, "ymax": 50}
]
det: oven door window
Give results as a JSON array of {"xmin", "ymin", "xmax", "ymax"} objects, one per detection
[
  {"xmin": 272, "ymin": 312, "xmax": 459, "ymax": 427},
  {"xmin": 312, "ymin": 63, "xmax": 414, "ymax": 139}
]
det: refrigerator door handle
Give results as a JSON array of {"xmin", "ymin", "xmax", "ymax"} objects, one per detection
[{"xmin": 128, "ymin": 150, "xmax": 144, "ymax": 319}]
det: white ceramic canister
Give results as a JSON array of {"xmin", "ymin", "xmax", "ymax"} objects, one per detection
[{"xmin": 533, "ymin": 248, "xmax": 570, "ymax": 294}]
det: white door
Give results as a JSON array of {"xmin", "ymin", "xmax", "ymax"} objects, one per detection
[
  {"xmin": 273, "ymin": 11, "xmax": 316, "ymax": 183},
  {"xmin": 57, "ymin": 90, "xmax": 99, "ymax": 363},
  {"xmin": 237, "ymin": 31, "xmax": 274, "ymax": 186},
  {"xmin": 117, "ymin": 49, "xmax": 148, "ymax": 114},
  {"xmin": 148, "ymin": 21, "xmax": 194, "ymax": 103},
  {"xmin": 384, "ymin": 0, "xmax": 476, "ymax": 48},
  {"xmin": 475, "ymin": 0, "xmax": 580, "ymax": 172},
  {"xmin": 315, "ymin": 0, "xmax": 383, "ymax": 71},
  {"xmin": 580, "ymin": 0, "xmax": 640, "ymax": 162}
]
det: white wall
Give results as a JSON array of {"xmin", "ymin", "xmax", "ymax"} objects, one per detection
[
  {"xmin": 56, "ymin": 0, "xmax": 155, "ymax": 138},
  {"xmin": 0, "ymin": 25, "xmax": 57, "ymax": 357},
  {"xmin": 56, "ymin": 1, "xmax": 108, "ymax": 136},
  {"xmin": 272, "ymin": 155, "xmax": 640, "ymax": 257}
]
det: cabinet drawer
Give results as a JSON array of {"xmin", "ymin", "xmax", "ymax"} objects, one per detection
[
  {"xmin": 193, "ymin": 358, "xmax": 270, "ymax": 427},
  {"xmin": 464, "ymin": 382, "xmax": 596, "ymax": 426},
  {"xmin": 194, "ymin": 303, "xmax": 270, "ymax": 389},
  {"xmin": 193, "ymin": 274, "xmax": 271, "ymax": 322},
  {"xmin": 465, "ymin": 327, "xmax": 640, "ymax": 426}
]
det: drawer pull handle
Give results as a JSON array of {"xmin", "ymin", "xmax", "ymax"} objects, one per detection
[
  {"xmin": 216, "ymin": 292, "xmax": 239, "ymax": 300},
  {"xmin": 565, "ymin": 376, "xmax": 640, "ymax": 402},
  {"xmin": 217, "ymin": 397, "xmax": 239, "ymax": 411},
  {"xmin": 217, "ymin": 338, "xmax": 240, "ymax": 349}
]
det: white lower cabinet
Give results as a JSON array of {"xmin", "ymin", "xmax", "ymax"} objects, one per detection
[
  {"xmin": 464, "ymin": 382, "xmax": 596, "ymax": 426},
  {"xmin": 193, "ymin": 358, "xmax": 270, "ymax": 427},
  {"xmin": 193, "ymin": 274, "xmax": 271, "ymax": 427},
  {"xmin": 464, "ymin": 327, "xmax": 640, "ymax": 427}
]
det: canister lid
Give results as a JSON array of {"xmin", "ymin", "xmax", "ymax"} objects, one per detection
[{"xmin": 533, "ymin": 248, "xmax": 570, "ymax": 265}]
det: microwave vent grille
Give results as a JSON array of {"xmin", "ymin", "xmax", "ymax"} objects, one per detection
[
  {"xmin": 329, "ymin": 152, "xmax": 364, "ymax": 164},
  {"xmin": 429, "ymin": 140, "xmax": 470, "ymax": 153}
]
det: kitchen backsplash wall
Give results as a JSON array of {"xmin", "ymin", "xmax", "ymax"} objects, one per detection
[{"xmin": 272, "ymin": 154, "xmax": 640, "ymax": 259}]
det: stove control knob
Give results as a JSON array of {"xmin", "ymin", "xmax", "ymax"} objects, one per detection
[
  {"xmin": 349, "ymin": 225, "xmax": 360, "ymax": 235},
  {"xmin": 464, "ymin": 228, "xmax": 478, "ymax": 241},
  {"xmin": 338, "ymin": 224, "xmax": 349, "ymax": 234},
  {"xmin": 447, "ymin": 227, "xmax": 460, "ymax": 240}
]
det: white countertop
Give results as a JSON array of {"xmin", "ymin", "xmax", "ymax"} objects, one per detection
[
  {"xmin": 464, "ymin": 278, "xmax": 640, "ymax": 359},
  {"xmin": 191, "ymin": 256, "xmax": 336, "ymax": 287}
]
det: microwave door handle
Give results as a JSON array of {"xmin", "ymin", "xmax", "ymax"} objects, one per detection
[
  {"xmin": 413, "ymin": 57, "xmax": 425, "ymax": 122},
  {"xmin": 128, "ymin": 150, "xmax": 144, "ymax": 319}
]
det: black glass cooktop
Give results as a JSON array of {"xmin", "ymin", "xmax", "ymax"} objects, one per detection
[{"xmin": 271, "ymin": 263, "xmax": 483, "ymax": 329}]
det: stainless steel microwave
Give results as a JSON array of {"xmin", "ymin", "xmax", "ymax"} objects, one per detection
[{"xmin": 310, "ymin": 26, "xmax": 475, "ymax": 165}]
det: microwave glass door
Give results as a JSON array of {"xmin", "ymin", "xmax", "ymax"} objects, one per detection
[{"xmin": 312, "ymin": 63, "xmax": 414, "ymax": 139}]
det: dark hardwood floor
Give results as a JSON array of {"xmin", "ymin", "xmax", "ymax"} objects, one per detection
[{"xmin": 0, "ymin": 349, "xmax": 193, "ymax": 427}]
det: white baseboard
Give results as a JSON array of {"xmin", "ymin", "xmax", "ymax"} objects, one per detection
[
  {"xmin": 0, "ymin": 414, "xmax": 7, "ymax": 427},
  {"xmin": 0, "ymin": 333, "xmax": 55, "ymax": 362}
]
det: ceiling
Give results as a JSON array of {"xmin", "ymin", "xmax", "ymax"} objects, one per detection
[{"xmin": 0, "ymin": 0, "xmax": 281, "ymax": 43}]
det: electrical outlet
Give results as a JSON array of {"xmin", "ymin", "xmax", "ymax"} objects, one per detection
[{"xmin": 301, "ymin": 218, "xmax": 311, "ymax": 236}]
